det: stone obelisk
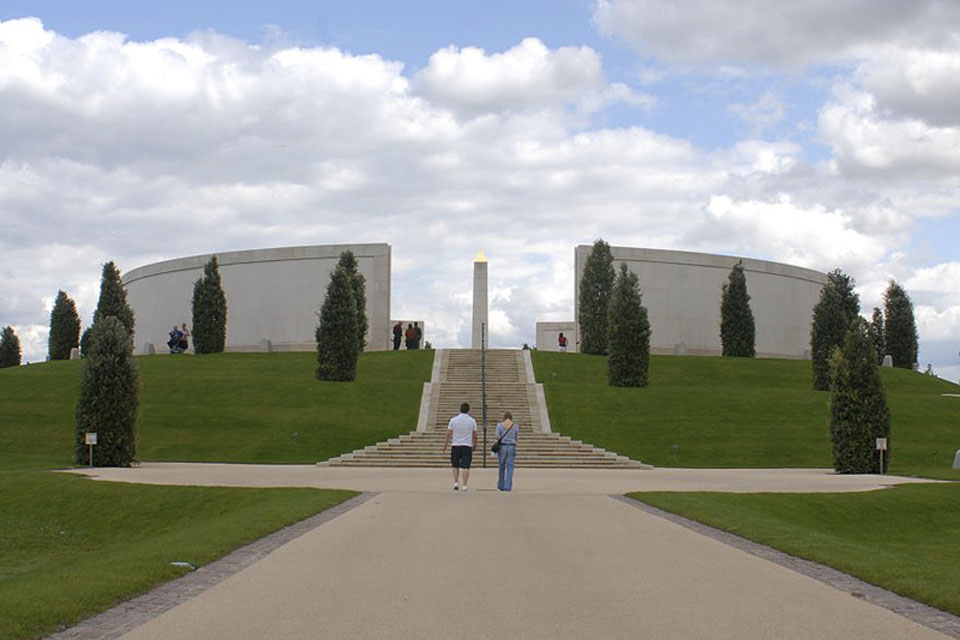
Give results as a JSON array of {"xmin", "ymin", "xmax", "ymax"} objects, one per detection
[{"xmin": 472, "ymin": 250, "xmax": 488, "ymax": 348}]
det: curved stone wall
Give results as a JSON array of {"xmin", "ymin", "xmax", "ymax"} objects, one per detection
[
  {"xmin": 573, "ymin": 246, "xmax": 827, "ymax": 359},
  {"xmin": 123, "ymin": 244, "xmax": 391, "ymax": 355}
]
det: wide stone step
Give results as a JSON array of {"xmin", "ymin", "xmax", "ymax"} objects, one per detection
[{"xmin": 317, "ymin": 348, "xmax": 650, "ymax": 470}]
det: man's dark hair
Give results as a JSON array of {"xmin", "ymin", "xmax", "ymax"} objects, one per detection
[{"xmin": 460, "ymin": 402, "xmax": 470, "ymax": 413}]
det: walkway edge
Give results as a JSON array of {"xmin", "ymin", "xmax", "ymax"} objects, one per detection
[
  {"xmin": 44, "ymin": 492, "xmax": 378, "ymax": 640},
  {"xmin": 612, "ymin": 494, "xmax": 960, "ymax": 639}
]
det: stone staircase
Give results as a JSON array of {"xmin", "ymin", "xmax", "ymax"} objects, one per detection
[{"xmin": 320, "ymin": 349, "xmax": 648, "ymax": 469}]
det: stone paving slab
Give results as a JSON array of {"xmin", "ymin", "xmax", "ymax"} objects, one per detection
[
  {"xmin": 43, "ymin": 493, "xmax": 375, "ymax": 640},
  {"xmin": 107, "ymin": 491, "xmax": 951, "ymax": 640},
  {"xmin": 47, "ymin": 465, "xmax": 954, "ymax": 640}
]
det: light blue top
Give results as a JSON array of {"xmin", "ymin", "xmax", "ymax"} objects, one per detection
[{"xmin": 495, "ymin": 422, "xmax": 518, "ymax": 445}]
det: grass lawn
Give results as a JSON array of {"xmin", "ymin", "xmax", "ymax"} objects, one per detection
[
  {"xmin": 628, "ymin": 484, "xmax": 960, "ymax": 616},
  {"xmin": 0, "ymin": 350, "xmax": 436, "ymax": 640},
  {"xmin": 533, "ymin": 351, "xmax": 960, "ymax": 478},
  {"xmin": 0, "ymin": 468, "xmax": 354, "ymax": 640},
  {"xmin": 0, "ymin": 349, "xmax": 434, "ymax": 467}
]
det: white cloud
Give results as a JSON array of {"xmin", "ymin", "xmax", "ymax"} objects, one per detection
[
  {"xmin": 411, "ymin": 37, "xmax": 653, "ymax": 117},
  {"xmin": 818, "ymin": 85, "xmax": 960, "ymax": 179},
  {"xmin": 728, "ymin": 91, "xmax": 785, "ymax": 134},
  {"xmin": 853, "ymin": 40, "xmax": 960, "ymax": 127},
  {"xmin": 592, "ymin": 0, "xmax": 960, "ymax": 68},
  {"xmin": 0, "ymin": 17, "xmax": 958, "ymax": 374}
]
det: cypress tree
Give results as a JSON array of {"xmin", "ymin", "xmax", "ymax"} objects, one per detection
[
  {"xmin": 829, "ymin": 318, "xmax": 891, "ymax": 474},
  {"xmin": 192, "ymin": 256, "xmax": 228, "ymax": 354},
  {"xmin": 48, "ymin": 290, "xmax": 82, "ymax": 360},
  {"xmin": 0, "ymin": 326, "xmax": 21, "ymax": 368},
  {"xmin": 337, "ymin": 251, "xmax": 368, "ymax": 354},
  {"xmin": 316, "ymin": 265, "xmax": 359, "ymax": 381},
  {"xmin": 578, "ymin": 239, "xmax": 616, "ymax": 355},
  {"xmin": 810, "ymin": 269, "xmax": 860, "ymax": 390},
  {"xmin": 75, "ymin": 316, "xmax": 139, "ymax": 466},
  {"xmin": 883, "ymin": 280, "xmax": 918, "ymax": 370},
  {"xmin": 870, "ymin": 307, "xmax": 885, "ymax": 365},
  {"xmin": 80, "ymin": 326, "xmax": 93, "ymax": 358},
  {"xmin": 94, "ymin": 261, "xmax": 135, "ymax": 337},
  {"xmin": 607, "ymin": 263, "xmax": 650, "ymax": 387},
  {"xmin": 719, "ymin": 260, "xmax": 756, "ymax": 357}
]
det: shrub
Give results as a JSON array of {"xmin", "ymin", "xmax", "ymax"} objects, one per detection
[
  {"xmin": 0, "ymin": 326, "xmax": 21, "ymax": 368},
  {"xmin": 337, "ymin": 251, "xmax": 368, "ymax": 354},
  {"xmin": 75, "ymin": 316, "xmax": 139, "ymax": 466},
  {"xmin": 316, "ymin": 265, "xmax": 358, "ymax": 381},
  {"xmin": 870, "ymin": 307, "xmax": 885, "ymax": 365},
  {"xmin": 578, "ymin": 239, "xmax": 616, "ymax": 355},
  {"xmin": 829, "ymin": 318, "xmax": 891, "ymax": 474},
  {"xmin": 192, "ymin": 256, "xmax": 228, "ymax": 354},
  {"xmin": 720, "ymin": 260, "xmax": 756, "ymax": 357},
  {"xmin": 48, "ymin": 290, "xmax": 81, "ymax": 360},
  {"xmin": 883, "ymin": 280, "xmax": 918, "ymax": 370},
  {"xmin": 607, "ymin": 263, "xmax": 650, "ymax": 387},
  {"xmin": 94, "ymin": 261, "xmax": 135, "ymax": 336},
  {"xmin": 810, "ymin": 269, "xmax": 860, "ymax": 390}
]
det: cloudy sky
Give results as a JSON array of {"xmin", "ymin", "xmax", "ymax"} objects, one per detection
[{"xmin": 2, "ymin": 1, "xmax": 959, "ymax": 378}]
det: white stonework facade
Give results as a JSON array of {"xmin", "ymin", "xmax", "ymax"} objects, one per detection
[
  {"xmin": 573, "ymin": 246, "xmax": 827, "ymax": 359},
  {"xmin": 536, "ymin": 321, "xmax": 577, "ymax": 352},
  {"xmin": 123, "ymin": 243, "xmax": 391, "ymax": 355}
]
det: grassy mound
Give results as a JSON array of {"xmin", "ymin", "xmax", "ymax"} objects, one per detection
[
  {"xmin": 533, "ymin": 352, "xmax": 960, "ymax": 478},
  {"xmin": 629, "ymin": 484, "xmax": 960, "ymax": 616},
  {"xmin": 0, "ymin": 350, "xmax": 434, "ymax": 468},
  {"xmin": 0, "ymin": 349, "xmax": 434, "ymax": 640}
]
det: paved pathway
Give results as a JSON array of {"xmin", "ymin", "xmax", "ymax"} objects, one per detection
[{"xmin": 65, "ymin": 465, "xmax": 951, "ymax": 640}]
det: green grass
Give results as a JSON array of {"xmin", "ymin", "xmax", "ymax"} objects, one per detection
[
  {"xmin": 0, "ymin": 350, "xmax": 434, "ymax": 467},
  {"xmin": 0, "ymin": 468, "xmax": 354, "ymax": 640},
  {"xmin": 628, "ymin": 484, "xmax": 960, "ymax": 616},
  {"xmin": 533, "ymin": 351, "xmax": 960, "ymax": 478},
  {"xmin": 0, "ymin": 350, "xmax": 436, "ymax": 640}
]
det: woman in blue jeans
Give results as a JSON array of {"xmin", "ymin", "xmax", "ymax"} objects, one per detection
[{"xmin": 495, "ymin": 412, "xmax": 518, "ymax": 491}]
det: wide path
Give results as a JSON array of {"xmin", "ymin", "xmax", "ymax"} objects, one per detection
[{"xmin": 70, "ymin": 465, "xmax": 948, "ymax": 640}]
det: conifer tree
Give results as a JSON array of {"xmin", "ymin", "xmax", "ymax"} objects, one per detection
[
  {"xmin": 883, "ymin": 280, "xmax": 919, "ymax": 370},
  {"xmin": 0, "ymin": 326, "xmax": 21, "ymax": 368},
  {"xmin": 829, "ymin": 318, "xmax": 891, "ymax": 473},
  {"xmin": 810, "ymin": 269, "xmax": 860, "ymax": 390},
  {"xmin": 607, "ymin": 263, "xmax": 650, "ymax": 387},
  {"xmin": 316, "ymin": 265, "xmax": 359, "ymax": 381},
  {"xmin": 48, "ymin": 290, "xmax": 81, "ymax": 360},
  {"xmin": 578, "ymin": 239, "xmax": 616, "ymax": 355},
  {"xmin": 94, "ymin": 261, "xmax": 135, "ymax": 337},
  {"xmin": 719, "ymin": 260, "xmax": 756, "ymax": 357},
  {"xmin": 870, "ymin": 307, "xmax": 885, "ymax": 365},
  {"xmin": 80, "ymin": 326, "xmax": 93, "ymax": 358},
  {"xmin": 192, "ymin": 256, "xmax": 228, "ymax": 354},
  {"xmin": 337, "ymin": 250, "xmax": 368, "ymax": 354},
  {"xmin": 75, "ymin": 316, "xmax": 139, "ymax": 466}
]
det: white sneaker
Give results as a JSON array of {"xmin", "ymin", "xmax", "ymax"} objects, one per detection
[
  {"xmin": 461, "ymin": 485, "xmax": 468, "ymax": 492},
  {"xmin": 453, "ymin": 482, "xmax": 459, "ymax": 491}
]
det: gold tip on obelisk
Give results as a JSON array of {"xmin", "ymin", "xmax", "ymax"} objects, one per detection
[{"xmin": 474, "ymin": 250, "xmax": 487, "ymax": 263}]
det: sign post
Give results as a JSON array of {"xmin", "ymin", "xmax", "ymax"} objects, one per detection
[
  {"xmin": 876, "ymin": 437, "xmax": 888, "ymax": 474},
  {"xmin": 85, "ymin": 432, "xmax": 97, "ymax": 467}
]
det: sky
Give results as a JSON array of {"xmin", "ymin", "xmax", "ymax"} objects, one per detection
[{"xmin": 1, "ymin": 0, "xmax": 959, "ymax": 380}]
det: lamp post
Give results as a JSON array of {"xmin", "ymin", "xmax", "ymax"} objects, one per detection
[{"xmin": 481, "ymin": 322, "xmax": 487, "ymax": 468}]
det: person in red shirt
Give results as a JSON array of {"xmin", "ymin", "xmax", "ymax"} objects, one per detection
[{"xmin": 558, "ymin": 332, "xmax": 568, "ymax": 352}]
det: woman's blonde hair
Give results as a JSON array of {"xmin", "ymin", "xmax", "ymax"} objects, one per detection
[{"xmin": 502, "ymin": 411, "xmax": 513, "ymax": 421}]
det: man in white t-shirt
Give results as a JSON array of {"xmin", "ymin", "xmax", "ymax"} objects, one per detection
[{"xmin": 443, "ymin": 402, "xmax": 478, "ymax": 491}]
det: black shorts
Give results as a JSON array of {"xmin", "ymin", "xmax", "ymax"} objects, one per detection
[{"xmin": 450, "ymin": 445, "xmax": 473, "ymax": 469}]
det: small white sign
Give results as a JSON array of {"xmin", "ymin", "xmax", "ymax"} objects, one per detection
[
  {"xmin": 85, "ymin": 432, "xmax": 98, "ymax": 446},
  {"xmin": 876, "ymin": 437, "xmax": 888, "ymax": 451}
]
